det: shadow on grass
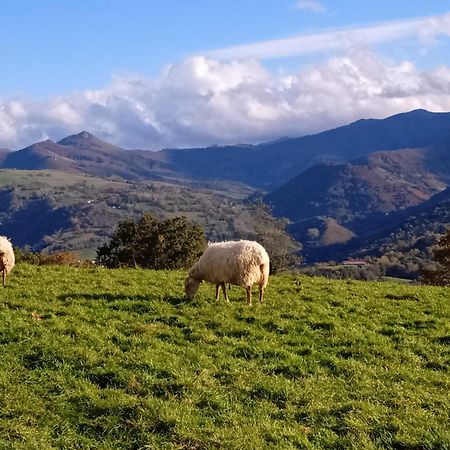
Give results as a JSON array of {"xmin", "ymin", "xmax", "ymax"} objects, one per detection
[
  {"xmin": 59, "ymin": 293, "xmax": 151, "ymax": 302},
  {"xmin": 58, "ymin": 292, "xmax": 190, "ymax": 306},
  {"xmin": 162, "ymin": 295, "xmax": 191, "ymax": 306}
]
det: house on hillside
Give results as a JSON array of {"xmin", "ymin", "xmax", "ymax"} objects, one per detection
[{"xmin": 342, "ymin": 259, "xmax": 368, "ymax": 267}]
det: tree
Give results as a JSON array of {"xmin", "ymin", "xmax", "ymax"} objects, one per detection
[
  {"xmin": 96, "ymin": 213, "xmax": 206, "ymax": 269},
  {"xmin": 254, "ymin": 227, "xmax": 302, "ymax": 274},
  {"xmin": 96, "ymin": 217, "xmax": 140, "ymax": 268},
  {"xmin": 307, "ymin": 228, "xmax": 320, "ymax": 240},
  {"xmin": 420, "ymin": 228, "xmax": 450, "ymax": 286},
  {"xmin": 152, "ymin": 216, "xmax": 206, "ymax": 270},
  {"xmin": 240, "ymin": 204, "xmax": 302, "ymax": 273}
]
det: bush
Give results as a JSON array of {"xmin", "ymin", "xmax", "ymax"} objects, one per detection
[
  {"xmin": 421, "ymin": 228, "xmax": 450, "ymax": 286},
  {"xmin": 96, "ymin": 213, "xmax": 206, "ymax": 269},
  {"xmin": 14, "ymin": 247, "xmax": 41, "ymax": 265},
  {"xmin": 240, "ymin": 203, "xmax": 302, "ymax": 273},
  {"xmin": 300, "ymin": 262, "xmax": 384, "ymax": 281},
  {"xmin": 14, "ymin": 247, "xmax": 93, "ymax": 267}
]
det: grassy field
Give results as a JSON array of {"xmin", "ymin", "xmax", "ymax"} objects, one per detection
[{"xmin": 0, "ymin": 264, "xmax": 449, "ymax": 449}]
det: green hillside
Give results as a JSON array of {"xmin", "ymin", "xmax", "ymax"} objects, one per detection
[
  {"xmin": 1, "ymin": 264, "xmax": 449, "ymax": 449},
  {"xmin": 0, "ymin": 170, "xmax": 287, "ymax": 258}
]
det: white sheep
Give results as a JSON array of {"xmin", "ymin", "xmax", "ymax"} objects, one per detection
[
  {"xmin": 0, "ymin": 236, "xmax": 15, "ymax": 288},
  {"xmin": 184, "ymin": 240, "xmax": 270, "ymax": 305}
]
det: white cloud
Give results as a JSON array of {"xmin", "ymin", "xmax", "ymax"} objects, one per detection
[
  {"xmin": 204, "ymin": 13, "xmax": 450, "ymax": 60},
  {"xmin": 1, "ymin": 51, "xmax": 450, "ymax": 151},
  {"xmin": 295, "ymin": 0, "xmax": 326, "ymax": 14}
]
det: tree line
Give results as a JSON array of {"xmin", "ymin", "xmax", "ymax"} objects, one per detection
[{"xmin": 14, "ymin": 211, "xmax": 449, "ymax": 286}]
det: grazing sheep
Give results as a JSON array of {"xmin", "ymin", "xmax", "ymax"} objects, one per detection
[
  {"xmin": 0, "ymin": 236, "xmax": 15, "ymax": 288},
  {"xmin": 184, "ymin": 240, "xmax": 270, "ymax": 305}
]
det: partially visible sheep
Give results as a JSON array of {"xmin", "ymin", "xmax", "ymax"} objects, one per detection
[
  {"xmin": 0, "ymin": 236, "xmax": 15, "ymax": 288},
  {"xmin": 184, "ymin": 240, "xmax": 270, "ymax": 305}
]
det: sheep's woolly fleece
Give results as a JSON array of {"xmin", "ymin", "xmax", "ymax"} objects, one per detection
[
  {"xmin": 188, "ymin": 240, "xmax": 270, "ymax": 288},
  {"xmin": 0, "ymin": 236, "xmax": 15, "ymax": 286}
]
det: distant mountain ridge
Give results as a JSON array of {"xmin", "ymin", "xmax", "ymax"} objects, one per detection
[
  {"xmin": 152, "ymin": 109, "xmax": 450, "ymax": 188},
  {"xmin": 2, "ymin": 132, "xmax": 165, "ymax": 181},
  {"xmin": 3, "ymin": 109, "xmax": 450, "ymax": 190}
]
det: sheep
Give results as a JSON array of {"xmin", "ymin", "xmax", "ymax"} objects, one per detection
[
  {"xmin": 184, "ymin": 240, "xmax": 270, "ymax": 305},
  {"xmin": 0, "ymin": 236, "xmax": 15, "ymax": 288}
]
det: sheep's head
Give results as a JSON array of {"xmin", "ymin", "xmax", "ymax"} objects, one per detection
[{"xmin": 184, "ymin": 276, "xmax": 201, "ymax": 299}]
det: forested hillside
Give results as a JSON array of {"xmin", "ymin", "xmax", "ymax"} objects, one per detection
[{"xmin": 0, "ymin": 170, "xmax": 290, "ymax": 258}]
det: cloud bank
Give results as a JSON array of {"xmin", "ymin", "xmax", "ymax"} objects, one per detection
[{"xmin": 1, "ymin": 15, "xmax": 450, "ymax": 150}]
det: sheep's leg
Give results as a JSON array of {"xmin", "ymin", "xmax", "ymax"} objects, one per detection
[
  {"xmin": 2, "ymin": 270, "xmax": 5, "ymax": 288},
  {"xmin": 259, "ymin": 285, "xmax": 264, "ymax": 304},
  {"xmin": 215, "ymin": 284, "xmax": 221, "ymax": 302},
  {"xmin": 222, "ymin": 282, "xmax": 229, "ymax": 302},
  {"xmin": 245, "ymin": 286, "xmax": 252, "ymax": 306}
]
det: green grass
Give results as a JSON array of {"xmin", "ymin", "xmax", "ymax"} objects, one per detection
[{"xmin": 0, "ymin": 264, "xmax": 449, "ymax": 449}]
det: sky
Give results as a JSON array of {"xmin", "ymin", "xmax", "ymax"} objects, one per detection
[{"xmin": 1, "ymin": 0, "xmax": 450, "ymax": 150}]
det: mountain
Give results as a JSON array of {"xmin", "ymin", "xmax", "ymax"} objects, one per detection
[
  {"xmin": 264, "ymin": 140, "xmax": 450, "ymax": 265},
  {"xmin": 2, "ymin": 132, "xmax": 169, "ymax": 182},
  {"xmin": 2, "ymin": 110, "xmax": 450, "ymax": 190},
  {"xmin": 152, "ymin": 109, "xmax": 450, "ymax": 189},
  {"xmin": 265, "ymin": 147, "xmax": 449, "ymax": 224},
  {"xmin": 295, "ymin": 186, "xmax": 450, "ymax": 264}
]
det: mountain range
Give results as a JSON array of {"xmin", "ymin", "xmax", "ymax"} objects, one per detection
[
  {"xmin": 0, "ymin": 108, "xmax": 449, "ymax": 265},
  {"xmin": 4, "ymin": 109, "xmax": 450, "ymax": 188},
  {"xmin": 152, "ymin": 109, "xmax": 450, "ymax": 189}
]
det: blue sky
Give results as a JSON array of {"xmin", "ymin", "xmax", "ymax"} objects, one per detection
[{"xmin": 1, "ymin": 0, "xmax": 450, "ymax": 149}]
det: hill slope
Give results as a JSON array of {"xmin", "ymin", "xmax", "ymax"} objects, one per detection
[
  {"xmin": 0, "ymin": 170, "xmax": 286, "ymax": 257},
  {"xmin": 300, "ymin": 186, "xmax": 450, "ymax": 264},
  {"xmin": 265, "ymin": 147, "xmax": 449, "ymax": 224}
]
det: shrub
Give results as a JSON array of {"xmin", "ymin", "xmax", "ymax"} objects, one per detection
[
  {"xmin": 240, "ymin": 203, "xmax": 302, "ymax": 273},
  {"xmin": 421, "ymin": 228, "xmax": 450, "ymax": 286},
  {"xmin": 300, "ymin": 262, "xmax": 384, "ymax": 281},
  {"xmin": 96, "ymin": 213, "xmax": 206, "ymax": 269},
  {"xmin": 14, "ymin": 247, "xmax": 93, "ymax": 267}
]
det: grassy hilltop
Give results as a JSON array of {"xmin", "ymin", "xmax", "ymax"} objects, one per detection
[{"xmin": 0, "ymin": 264, "xmax": 449, "ymax": 449}]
